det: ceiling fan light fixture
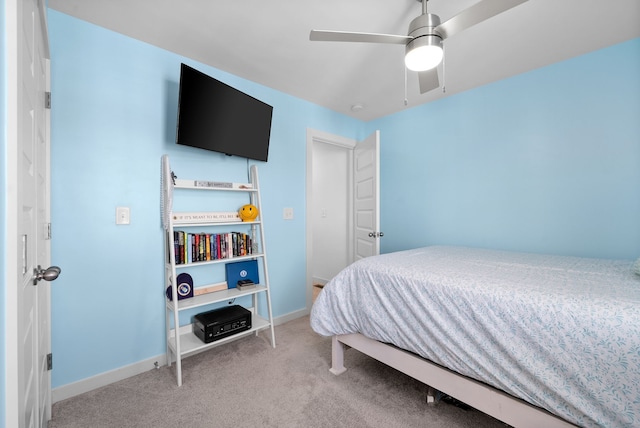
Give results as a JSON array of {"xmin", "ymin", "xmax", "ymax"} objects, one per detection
[{"xmin": 405, "ymin": 35, "xmax": 443, "ymax": 71}]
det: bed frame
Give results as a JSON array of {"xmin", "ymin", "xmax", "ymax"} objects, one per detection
[{"xmin": 331, "ymin": 333, "xmax": 577, "ymax": 428}]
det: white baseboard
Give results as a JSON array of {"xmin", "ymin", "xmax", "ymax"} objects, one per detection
[
  {"xmin": 273, "ymin": 308, "xmax": 309, "ymax": 325},
  {"xmin": 52, "ymin": 354, "xmax": 167, "ymax": 403},
  {"xmin": 51, "ymin": 311, "xmax": 308, "ymax": 403}
]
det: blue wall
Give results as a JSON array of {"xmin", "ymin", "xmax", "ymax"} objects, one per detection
[
  {"xmin": 371, "ymin": 38, "xmax": 640, "ymax": 260},
  {"xmin": 48, "ymin": 10, "xmax": 364, "ymax": 388},
  {"xmin": 1, "ymin": 0, "xmax": 7, "ymax": 423}
]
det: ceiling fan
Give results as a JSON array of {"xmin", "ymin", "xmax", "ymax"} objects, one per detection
[{"xmin": 310, "ymin": 0, "xmax": 528, "ymax": 94}]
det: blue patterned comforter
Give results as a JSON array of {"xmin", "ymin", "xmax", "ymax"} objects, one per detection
[{"xmin": 310, "ymin": 246, "xmax": 640, "ymax": 427}]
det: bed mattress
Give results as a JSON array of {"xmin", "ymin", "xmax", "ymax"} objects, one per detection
[{"xmin": 310, "ymin": 246, "xmax": 640, "ymax": 427}]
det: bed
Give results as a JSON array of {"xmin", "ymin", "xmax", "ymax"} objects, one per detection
[{"xmin": 310, "ymin": 246, "xmax": 640, "ymax": 427}]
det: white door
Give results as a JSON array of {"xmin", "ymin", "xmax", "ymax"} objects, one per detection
[
  {"xmin": 354, "ymin": 131, "xmax": 381, "ymax": 260},
  {"xmin": 6, "ymin": 0, "xmax": 54, "ymax": 426}
]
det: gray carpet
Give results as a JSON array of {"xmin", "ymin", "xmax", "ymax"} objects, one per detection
[{"xmin": 50, "ymin": 316, "xmax": 508, "ymax": 428}]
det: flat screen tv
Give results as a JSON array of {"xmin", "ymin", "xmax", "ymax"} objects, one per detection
[{"xmin": 176, "ymin": 63, "xmax": 273, "ymax": 162}]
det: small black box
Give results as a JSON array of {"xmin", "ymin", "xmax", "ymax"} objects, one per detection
[{"xmin": 194, "ymin": 305, "xmax": 251, "ymax": 343}]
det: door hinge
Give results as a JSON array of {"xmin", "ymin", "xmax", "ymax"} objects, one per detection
[
  {"xmin": 46, "ymin": 223, "xmax": 52, "ymax": 240},
  {"xmin": 47, "ymin": 353, "xmax": 53, "ymax": 371},
  {"xmin": 45, "ymin": 91, "xmax": 51, "ymax": 109}
]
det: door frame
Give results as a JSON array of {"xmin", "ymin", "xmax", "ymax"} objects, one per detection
[{"xmin": 305, "ymin": 128, "xmax": 356, "ymax": 310}]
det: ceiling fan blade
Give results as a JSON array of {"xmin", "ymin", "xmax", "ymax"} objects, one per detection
[
  {"xmin": 436, "ymin": 0, "xmax": 528, "ymax": 39},
  {"xmin": 310, "ymin": 30, "xmax": 411, "ymax": 45},
  {"xmin": 418, "ymin": 69, "xmax": 439, "ymax": 94}
]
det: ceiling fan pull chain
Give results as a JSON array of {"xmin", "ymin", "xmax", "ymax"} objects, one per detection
[
  {"xmin": 404, "ymin": 66, "xmax": 408, "ymax": 106},
  {"xmin": 442, "ymin": 44, "xmax": 446, "ymax": 93}
]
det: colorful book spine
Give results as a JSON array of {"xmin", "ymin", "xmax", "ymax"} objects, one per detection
[{"xmin": 174, "ymin": 231, "xmax": 254, "ymax": 264}]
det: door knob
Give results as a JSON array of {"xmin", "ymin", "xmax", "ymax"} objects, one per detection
[{"xmin": 32, "ymin": 265, "xmax": 61, "ymax": 285}]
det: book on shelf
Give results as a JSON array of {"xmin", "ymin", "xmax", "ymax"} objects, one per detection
[
  {"xmin": 173, "ymin": 231, "xmax": 186, "ymax": 264},
  {"xmin": 173, "ymin": 231, "xmax": 254, "ymax": 264},
  {"xmin": 172, "ymin": 211, "xmax": 241, "ymax": 224}
]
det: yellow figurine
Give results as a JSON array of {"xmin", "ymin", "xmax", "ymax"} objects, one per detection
[{"xmin": 239, "ymin": 204, "xmax": 259, "ymax": 222}]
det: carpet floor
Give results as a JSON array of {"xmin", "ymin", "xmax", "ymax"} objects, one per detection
[{"xmin": 50, "ymin": 316, "xmax": 509, "ymax": 428}]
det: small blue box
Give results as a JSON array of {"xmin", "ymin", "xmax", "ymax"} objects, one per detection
[{"xmin": 225, "ymin": 260, "xmax": 259, "ymax": 289}]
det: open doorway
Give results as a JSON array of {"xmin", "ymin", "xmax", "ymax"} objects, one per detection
[
  {"xmin": 305, "ymin": 129, "xmax": 356, "ymax": 308},
  {"xmin": 305, "ymin": 129, "xmax": 381, "ymax": 309}
]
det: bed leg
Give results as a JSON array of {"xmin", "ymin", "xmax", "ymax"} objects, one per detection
[
  {"xmin": 330, "ymin": 335, "xmax": 347, "ymax": 375},
  {"xmin": 426, "ymin": 386, "xmax": 437, "ymax": 404}
]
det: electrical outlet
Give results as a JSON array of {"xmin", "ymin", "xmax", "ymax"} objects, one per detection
[
  {"xmin": 283, "ymin": 207, "xmax": 294, "ymax": 220},
  {"xmin": 116, "ymin": 207, "xmax": 130, "ymax": 225}
]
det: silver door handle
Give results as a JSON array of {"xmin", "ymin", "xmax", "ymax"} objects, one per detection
[
  {"xmin": 368, "ymin": 232, "xmax": 385, "ymax": 238},
  {"xmin": 32, "ymin": 265, "xmax": 61, "ymax": 285}
]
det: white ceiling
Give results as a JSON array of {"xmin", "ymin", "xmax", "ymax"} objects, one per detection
[{"xmin": 48, "ymin": 0, "xmax": 640, "ymax": 121}]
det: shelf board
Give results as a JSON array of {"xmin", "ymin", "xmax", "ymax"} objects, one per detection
[
  {"xmin": 167, "ymin": 285, "xmax": 267, "ymax": 311},
  {"xmin": 173, "ymin": 220, "xmax": 261, "ymax": 227},
  {"xmin": 173, "ymin": 253, "xmax": 264, "ymax": 268},
  {"xmin": 168, "ymin": 315, "xmax": 271, "ymax": 357},
  {"xmin": 174, "ymin": 179, "xmax": 257, "ymax": 192}
]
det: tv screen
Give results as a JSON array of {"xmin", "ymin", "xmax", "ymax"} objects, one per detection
[{"xmin": 176, "ymin": 63, "xmax": 273, "ymax": 162}]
